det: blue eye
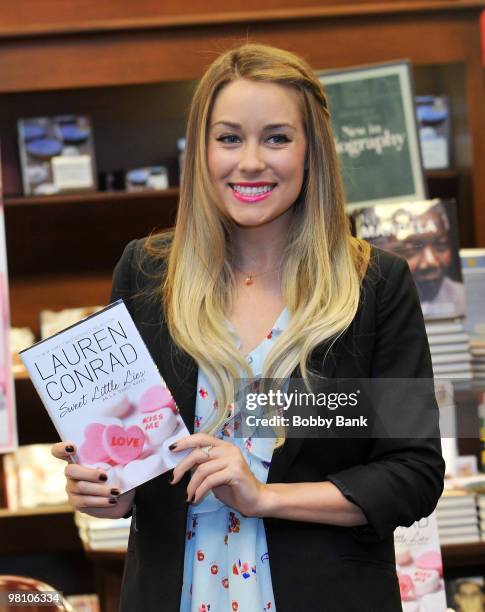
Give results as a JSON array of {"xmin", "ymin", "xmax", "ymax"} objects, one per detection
[
  {"xmin": 216, "ymin": 134, "xmax": 240, "ymax": 144},
  {"xmin": 267, "ymin": 134, "xmax": 291, "ymax": 144}
]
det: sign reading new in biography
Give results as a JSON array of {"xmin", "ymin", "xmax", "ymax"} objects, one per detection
[
  {"xmin": 20, "ymin": 301, "xmax": 190, "ymax": 492},
  {"xmin": 318, "ymin": 61, "xmax": 426, "ymax": 209},
  {"xmin": 0, "ymin": 146, "xmax": 18, "ymax": 453}
]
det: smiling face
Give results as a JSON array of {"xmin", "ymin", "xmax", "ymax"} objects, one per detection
[{"xmin": 207, "ymin": 78, "xmax": 307, "ymax": 229}]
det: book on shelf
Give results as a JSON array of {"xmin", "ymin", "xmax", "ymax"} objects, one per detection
[
  {"xmin": 75, "ymin": 511, "xmax": 130, "ymax": 550},
  {"xmin": 40, "ymin": 306, "xmax": 104, "ymax": 340},
  {"xmin": 317, "ymin": 61, "xmax": 426, "ymax": 209},
  {"xmin": 125, "ymin": 166, "xmax": 169, "ymax": 192},
  {"xmin": 415, "ymin": 95, "xmax": 452, "ymax": 171},
  {"xmin": 446, "ymin": 576, "xmax": 485, "ymax": 611},
  {"xmin": 352, "ymin": 199, "xmax": 465, "ymax": 320},
  {"xmin": 460, "ymin": 249, "xmax": 485, "ymax": 340},
  {"xmin": 18, "ymin": 115, "xmax": 97, "ymax": 196},
  {"xmin": 426, "ymin": 319, "xmax": 465, "ymax": 335},
  {"xmin": 394, "ymin": 512, "xmax": 447, "ymax": 611},
  {"xmin": 2, "ymin": 444, "xmax": 68, "ymax": 510},
  {"xmin": 19, "ymin": 300, "xmax": 191, "ymax": 493},
  {"xmin": 0, "ymin": 145, "xmax": 18, "ymax": 453}
]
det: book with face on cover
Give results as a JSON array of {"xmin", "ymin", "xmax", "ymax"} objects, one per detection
[
  {"xmin": 19, "ymin": 300, "xmax": 190, "ymax": 492},
  {"xmin": 353, "ymin": 198, "xmax": 465, "ymax": 320}
]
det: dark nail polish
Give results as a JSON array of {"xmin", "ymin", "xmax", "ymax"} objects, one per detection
[
  {"xmin": 109, "ymin": 497, "xmax": 117, "ymax": 504},
  {"xmin": 110, "ymin": 488, "xmax": 120, "ymax": 496},
  {"xmin": 99, "ymin": 473, "xmax": 108, "ymax": 482},
  {"xmin": 65, "ymin": 445, "xmax": 74, "ymax": 453},
  {"xmin": 190, "ymin": 494, "xmax": 195, "ymax": 503},
  {"xmin": 169, "ymin": 443, "xmax": 177, "ymax": 451}
]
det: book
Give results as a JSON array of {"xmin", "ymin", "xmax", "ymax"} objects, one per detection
[
  {"xmin": 4, "ymin": 444, "xmax": 68, "ymax": 509},
  {"xmin": 125, "ymin": 166, "xmax": 169, "ymax": 192},
  {"xmin": 0, "ymin": 146, "xmax": 18, "ymax": 453},
  {"xmin": 19, "ymin": 300, "xmax": 190, "ymax": 492},
  {"xmin": 426, "ymin": 319, "xmax": 465, "ymax": 335},
  {"xmin": 18, "ymin": 115, "xmax": 97, "ymax": 196},
  {"xmin": 394, "ymin": 512, "xmax": 447, "ymax": 611},
  {"xmin": 353, "ymin": 198, "xmax": 465, "ymax": 320},
  {"xmin": 40, "ymin": 306, "xmax": 104, "ymax": 340},
  {"xmin": 460, "ymin": 249, "xmax": 485, "ymax": 339},
  {"xmin": 318, "ymin": 61, "xmax": 426, "ymax": 209},
  {"xmin": 415, "ymin": 95, "xmax": 452, "ymax": 170}
]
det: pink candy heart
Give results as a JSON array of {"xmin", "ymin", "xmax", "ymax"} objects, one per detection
[
  {"xmin": 398, "ymin": 573, "xmax": 415, "ymax": 602},
  {"xmin": 79, "ymin": 423, "xmax": 111, "ymax": 463},
  {"xmin": 138, "ymin": 385, "xmax": 176, "ymax": 414},
  {"xmin": 102, "ymin": 424, "xmax": 145, "ymax": 464},
  {"xmin": 414, "ymin": 551, "xmax": 443, "ymax": 577}
]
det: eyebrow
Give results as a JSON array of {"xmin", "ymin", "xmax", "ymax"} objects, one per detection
[{"xmin": 211, "ymin": 121, "xmax": 296, "ymax": 130}]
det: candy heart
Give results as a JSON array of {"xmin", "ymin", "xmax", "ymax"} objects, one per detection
[
  {"xmin": 138, "ymin": 385, "xmax": 176, "ymax": 413},
  {"xmin": 102, "ymin": 425, "xmax": 145, "ymax": 465},
  {"xmin": 412, "ymin": 569, "xmax": 440, "ymax": 597},
  {"xmin": 141, "ymin": 408, "xmax": 178, "ymax": 446},
  {"xmin": 119, "ymin": 453, "xmax": 167, "ymax": 490},
  {"xmin": 79, "ymin": 423, "xmax": 111, "ymax": 463},
  {"xmin": 395, "ymin": 545, "xmax": 413, "ymax": 566},
  {"xmin": 99, "ymin": 396, "xmax": 133, "ymax": 418},
  {"xmin": 398, "ymin": 573, "xmax": 415, "ymax": 601},
  {"xmin": 414, "ymin": 550, "xmax": 443, "ymax": 577}
]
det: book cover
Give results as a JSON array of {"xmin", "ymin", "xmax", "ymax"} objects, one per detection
[
  {"xmin": 353, "ymin": 199, "xmax": 465, "ymax": 320},
  {"xmin": 0, "ymin": 144, "xmax": 18, "ymax": 453},
  {"xmin": 19, "ymin": 300, "xmax": 190, "ymax": 492},
  {"xmin": 318, "ymin": 61, "xmax": 426, "ymax": 209},
  {"xmin": 415, "ymin": 95, "xmax": 452, "ymax": 170},
  {"xmin": 18, "ymin": 115, "xmax": 97, "ymax": 196},
  {"xmin": 394, "ymin": 512, "xmax": 447, "ymax": 611}
]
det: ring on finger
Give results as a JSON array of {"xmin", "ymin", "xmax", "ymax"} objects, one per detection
[{"xmin": 200, "ymin": 444, "xmax": 213, "ymax": 458}]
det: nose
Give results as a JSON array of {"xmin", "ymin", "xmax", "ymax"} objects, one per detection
[
  {"xmin": 418, "ymin": 245, "xmax": 439, "ymax": 268},
  {"xmin": 237, "ymin": 141, "xmax": 266, "ymax": 174}
]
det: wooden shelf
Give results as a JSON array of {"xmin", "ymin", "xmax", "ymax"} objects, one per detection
[
  {"xmin": 442, "ymin": 541, "xmax": 485, "ymax": 569},
  {"xmin": 4, "ymin": 188, "xmax": 179, "ymax": 208},
  {"xmin": 0, "ymin": 504, "xmax": 73, "ymax": 518}
]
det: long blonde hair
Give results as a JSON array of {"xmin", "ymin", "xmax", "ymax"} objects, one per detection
[{"xmin": 147, "ymin": 43, "xmax": 370, "ymax": 442}]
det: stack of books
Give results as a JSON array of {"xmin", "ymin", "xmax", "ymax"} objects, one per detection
[
  {"xmin": 477, "ymin": 494, "xmax": 485, "ymax": 542},
  {"xmin": 3, "ymin": 444, "xmax": 68, "ymax": 510},
  {"xmin": 75, "ymin": 512, "xmax": 130, "ymax": 551},
  {"xmin": 436, "ymin": 491, "xmax": 480, "ymax": 545},
  {"xmin": 425, "ymin": 319, "xmax": 472, "ymax": 380},
  {"xmin": 460, "ymin": 249, "xmax": 485, "ymax": 380}
]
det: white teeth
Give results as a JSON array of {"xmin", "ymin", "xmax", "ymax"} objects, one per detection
[{"xmin": 231, "ymin": 184, "xmax": 274, "ymax": 196}]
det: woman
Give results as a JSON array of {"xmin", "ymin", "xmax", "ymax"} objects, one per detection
[{"xmin": 52, "ymin": 43, "xmax": 445, "ymax": 611}]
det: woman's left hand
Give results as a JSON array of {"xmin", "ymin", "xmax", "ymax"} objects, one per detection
[{"xmin": 169, "ymin": 433, "xmax": 267, "ymax": 517}]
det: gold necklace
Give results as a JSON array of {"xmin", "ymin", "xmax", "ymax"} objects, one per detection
[{"xmin": 232, "ymin": 262, "xmax": 282, "ymax": 286}]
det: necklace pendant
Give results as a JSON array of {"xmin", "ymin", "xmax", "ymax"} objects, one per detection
[{"xmin": 245, "ymin": 275, "xmax": 254, "ymax": 286}]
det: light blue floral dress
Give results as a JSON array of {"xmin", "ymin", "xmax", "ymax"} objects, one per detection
[{"xmin": 180, "ymin": 309, "xmax": 290, "ymax": 612}]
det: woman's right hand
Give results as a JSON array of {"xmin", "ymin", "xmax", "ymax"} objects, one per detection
[{"xmin": 51, "ymin": 442, "xmax": 135, "ymax": 518}]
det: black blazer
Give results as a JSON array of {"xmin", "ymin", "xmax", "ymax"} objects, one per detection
[{"xmin": 110, "ymin": 238, "xmax": 445, "ymax": 612}]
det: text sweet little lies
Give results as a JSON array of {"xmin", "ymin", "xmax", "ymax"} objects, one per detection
[{"xmin": 33, "ymin": 319, "xmax": 146, "ymax": 418}]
